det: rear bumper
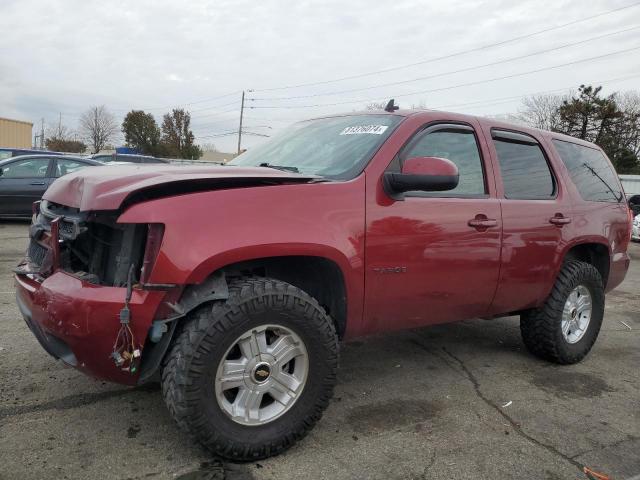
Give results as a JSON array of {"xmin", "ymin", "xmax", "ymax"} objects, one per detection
[{"xmin": 15, "ymin": 271, "xmax": 167, "ymax": 385}]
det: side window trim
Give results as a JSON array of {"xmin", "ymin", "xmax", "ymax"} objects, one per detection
[
  {"xmin": 491, "ymin": 129, "xmax": 539, "ymax": 145},
  {"xmin": 400, "ymin": 123, "xmax": 475, "ymax": 163},
  {"xmin": 491, "ymin": 128, "xmax": 558, "ymax": 200},
  {"xmin": 397, "ymin": 122, "xmax": 489, "ymax": 199}
]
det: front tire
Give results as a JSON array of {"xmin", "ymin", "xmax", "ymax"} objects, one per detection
[
  {"xmin": 520, "ymin": 260, "xmax": 605, "ymax": 364},
  {"xmin": 161, "ymin": 276, "xmax": 339, "ymax": 461}
]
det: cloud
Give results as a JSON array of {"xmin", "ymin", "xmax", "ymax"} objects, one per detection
[{"xmin": 1, "ymin": 0, "xmax": 638, "ymax": 152}]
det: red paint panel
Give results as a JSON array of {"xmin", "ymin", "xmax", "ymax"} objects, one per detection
[
  {"xmin": 43, "ymin": 164, "xmax": 317, "ymax": 211},
  {"xmin": 15, "ymin": 272, "xmax": 166, "ymax": 385},
  {"xmin": 118, "ymin": 179, "xmax": 367, "ymax": 337}
]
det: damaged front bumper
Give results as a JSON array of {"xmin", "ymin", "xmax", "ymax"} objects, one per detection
[
  {"xmin": 15, "ymin": 271, "xmax": 168, "ymax": 385},
  {"xmin": 14, "ymin": 200, "xmax": 177, "ymax": 385}
]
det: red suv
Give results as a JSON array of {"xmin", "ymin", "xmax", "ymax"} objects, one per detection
[{"xmin": 14, "ymin": 110, "xmax": 632, "ymax": 460}]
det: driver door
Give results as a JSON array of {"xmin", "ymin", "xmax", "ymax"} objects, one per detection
[{"xmin": 364, "ymin": 122, "xmax": 502, "ymax": 333}]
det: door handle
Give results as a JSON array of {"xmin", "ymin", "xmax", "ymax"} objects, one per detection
[
  {"xmin": 30, "ymin": 181, "xmax": 45, "ymax": 186},
  {"xmin": 468, "ymin": 215, "xmax": 498, "ymax": 229},
  {"xmin": 549, "ymin": 215, "xmax": 571, "ymax": 226}
]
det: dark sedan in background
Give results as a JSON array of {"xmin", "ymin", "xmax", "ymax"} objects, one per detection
[{"xmin": 0, "ymin": 155, "xmax": 102, "ymax": 218}]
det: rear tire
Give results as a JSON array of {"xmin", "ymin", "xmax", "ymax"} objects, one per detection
[
  {"xmin": 161, "ymin": 276, "xmax": 339, "ymax": 461},
  {"xmin": 520, "ymin": 260, "xmax": 604, "ymax": 364}
]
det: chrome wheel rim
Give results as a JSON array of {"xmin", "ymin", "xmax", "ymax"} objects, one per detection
[
  {"xmin": 215, "ymin": 324, "xmax": 308, "ymax": 426},
  {"xmin": 561, "ymin": 285, "xmax": 592, "ymax": 344}
]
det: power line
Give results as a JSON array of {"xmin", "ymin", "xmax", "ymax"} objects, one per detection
[
  {"xmin": 252, "ymin": 1, "xmax": 640, "ymax": 92},
  {"xmin": 110, "ymin": 90, "xmax": 243, "ymax": 113},
  {"xmin": 190, "ymin": 106, "xmax": 241, "ymax": 120},
  {"xmin": 194, "ymin": 73, "xmax": 640, "ymax": 136},
  {"xmin": 191, "ymin": 117, "xmax": 241, "ymax": 130},
  {"xmin": 189, "ymin": 99, "xmax": 239, "ymax": 114},
  {"xmin": 428, "ymin": 72, "xmax": 640, "ymax": 111},
  {"xmin": 250, "ymin": 25, "xmax": 640, "ymax": 101},
  {"xmin": 196, "ymin": 130, "xmax": 239, "ymax": 139},
  {"xmin": 248, "ymin": 45, "xmax": 640, "ymax": 109}
]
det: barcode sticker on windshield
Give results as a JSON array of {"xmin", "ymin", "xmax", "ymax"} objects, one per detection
[{"xmin": 339, "ymin": 125, "xmax": 389, "ymax": 135}]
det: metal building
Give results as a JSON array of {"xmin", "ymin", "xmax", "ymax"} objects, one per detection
[
  {"xmin": 0, "ymin": 117, "xmax": 33, "ymax": 148},
  {"xmin": 621, "ymin": 175, "xmax": 640, "ymax": 195}
]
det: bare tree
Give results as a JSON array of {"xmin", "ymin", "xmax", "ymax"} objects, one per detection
[
  {"xmin": 48, "ymin": 118, "xmax": 69, "ymax": 141},
  {"xmin": 200, "ymin": 142, "xmax": 218, "ymax": 153},
  {"xmin": 517, "ymin": 93, "xmax": 570, "ymax": 131},
  {"xmin": 80, "ymin": 105, "xmax": 118, "ymax": 153},
  {"xmin": 614, "ymin": 91, "xmax": 640, "ymax": 156}
]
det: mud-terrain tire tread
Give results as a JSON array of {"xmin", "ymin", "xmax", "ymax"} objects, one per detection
[
  {"xmin": 520, "ymin": 260, "xmax": 604, "ymax": 365},
  {"xmin": 161, "ymin": 276, "xmax": 339, "ymax": 461}
]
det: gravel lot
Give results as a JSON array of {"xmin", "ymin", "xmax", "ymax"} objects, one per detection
[{"xmin": 1, "ymin": 220, "xmax": 638, "ymax": 480}]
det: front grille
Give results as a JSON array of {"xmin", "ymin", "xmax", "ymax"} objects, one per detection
[
  {"xmin": 27, "ymin": 239, "xmax": 48, "ymax": 266},
  {"xmin": 25, "ymin": 200, "xmax": 146, "ymax": 285}
]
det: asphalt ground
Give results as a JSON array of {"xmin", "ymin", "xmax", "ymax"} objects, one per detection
[{"xmin": 0, "ymin": 220, "xmax": 638, "ymax": 480}]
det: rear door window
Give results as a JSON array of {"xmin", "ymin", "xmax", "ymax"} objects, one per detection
[
  {"xmin": 552, "ymin": 139, "xmax": 622, "ymax": 203},
  {"xmin": 492, "ymin": 131, "xmax": 555, "ymax": 199}
]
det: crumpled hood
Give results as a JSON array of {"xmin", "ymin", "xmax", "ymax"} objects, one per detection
[{"xmin": 43, "ymin": 164, "xmax": 318, "ymax": 212}]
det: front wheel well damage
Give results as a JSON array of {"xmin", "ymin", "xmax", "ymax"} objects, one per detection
[
  {"xmin": 139, "ymin": 256, "xmax": 347, "ymax": 384},
  {"xmin": 220, "ymin": 256, "xmax": 347, "ymax": 338}
]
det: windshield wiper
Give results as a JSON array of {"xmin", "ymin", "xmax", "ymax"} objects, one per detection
[
  {"xmin": 258, "ymin": 163, "xmax": 299, "ymax": 173},
  {"xmin": 582, "ymin": 162, "xmax": 623, "ymax": 202}
]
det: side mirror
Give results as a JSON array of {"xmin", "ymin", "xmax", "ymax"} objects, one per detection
[{"xmin": 384, "ymin": 156, "xmax": 459, "ymax": 196}]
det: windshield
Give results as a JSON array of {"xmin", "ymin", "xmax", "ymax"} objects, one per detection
[{"xmin": 229, "ymin": 114, "xmax": 402, "ymax": 179}]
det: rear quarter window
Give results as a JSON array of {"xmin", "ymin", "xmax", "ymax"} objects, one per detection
[{"xmin": 552, "ymin": 140, "xmax": 622, "ymax": 203}]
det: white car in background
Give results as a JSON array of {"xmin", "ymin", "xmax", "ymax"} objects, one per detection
[{"xmin": 633, "ymin": 214, "xmax": 640, "ymax": 241}]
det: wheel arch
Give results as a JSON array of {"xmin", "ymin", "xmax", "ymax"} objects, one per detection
[
  {"xmin": 185, "ymin": 249, "xmax": 352, "ymax": 339},
  {"xmin": 221, "ymin": 255, "xmax": 348, "ymax": 338},
  {"xmin": 560, "ymin": 239, "xmax": 611, "ymax": 288}
]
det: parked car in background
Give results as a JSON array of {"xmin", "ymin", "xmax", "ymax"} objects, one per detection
[
  {"xmin": 628, "ymin": 194, "xmax": 640, "ymax": 217},
  {"xmin": 89, "ymin": 153, "xmax": 169, "ymax": 164},
  {"xmin": 0, "ymin": 155, "xmax": 102, "ymax": 218},
  {"xmin": 633, "ymin": 214, "xmax": 640, "ymax": 241},
  {"xmin": 0, "ymin": 148, "xmax": 64, "ymax": 160}
]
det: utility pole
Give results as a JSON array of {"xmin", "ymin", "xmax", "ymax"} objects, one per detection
[
  {"xmin": 237, "ymin": 90, "xmax": 245, "ymax": 155},
  {"xmin": 40, "ymin": 118, "xmax": 45, "ymax": 149}
]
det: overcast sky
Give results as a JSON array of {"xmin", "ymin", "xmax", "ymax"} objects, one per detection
[{"xmin": 1, "ymin": 0, "xmax": 639, "ymax": 152}]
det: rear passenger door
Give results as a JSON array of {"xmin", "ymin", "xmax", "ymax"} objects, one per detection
[
  {"xmin": 484, "ymin": 129, "xmax": 574, "ymax": 315},
  {"xmin": 0, "ymin": 157, "xmax": 54, "ymax": 216}
]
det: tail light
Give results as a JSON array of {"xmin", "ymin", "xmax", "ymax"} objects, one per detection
[{"xmin": 140, "ymin": 224, "xmax": 164, "ymax": 284}]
